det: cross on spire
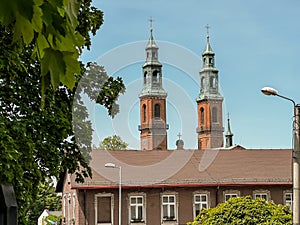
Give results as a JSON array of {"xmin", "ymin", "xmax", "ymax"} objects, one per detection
[
  {"xmin": 205, "ymin": 24, "xmax": 210, "ymax": 43},
  {"xmin": 205, "ymin": 24, "xmax": 210, "ymax": 36},
  {"xmin": 177, "ymin": 132, "xmax": 182, "ymax": 140},
  {"xmin": 149, "ymin": 16, "xmax": 154, "ymax": 32}
]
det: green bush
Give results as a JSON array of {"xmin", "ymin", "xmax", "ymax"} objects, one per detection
[{"xmin": 187, "ymin": 196, "xmax": 292, "ymax": 225}]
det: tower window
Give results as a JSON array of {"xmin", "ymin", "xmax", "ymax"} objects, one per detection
[
  {"xmin": 200, "ymin": 107, "xmax": 204, "ymax": 124},
  {"xmin": 210, "ymin": 77, "xmax": 216, "ymax": 88},
  {"xmin": 144, "ymin": 72, "xmax": 147, "ymax": 84},
  {"xmin": 154, "ymin": 104, "xmax": 160, "ymax": 118},
  {"xmin": 201, "ymin": 77, "xmax": 205, "ymax": 89},
  {"xmin": 143, "ymin": 104, "xmax": 146, "ymax": 122},
  {"xmin": 153, "ymin": 71, "xmax": 158, "ymax": 83},
  {"xmin": 212, "ymin": 107, "xmax": 218, "ymax": 123}
]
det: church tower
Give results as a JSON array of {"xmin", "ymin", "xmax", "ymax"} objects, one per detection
[
  {"xmin": 138, "ymin": 20, "xmax": 168, "ymax": 150},
  {"xmin": 196, "ymin": 27, "xmax": 224, "ymax": 150}
]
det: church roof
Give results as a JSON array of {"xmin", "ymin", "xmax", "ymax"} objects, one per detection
[{"xmin": 70, "ymin": 148, "xmax": 292, "ymax": 189}]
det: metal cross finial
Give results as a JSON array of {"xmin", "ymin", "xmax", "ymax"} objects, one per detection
[
  {"xmin": 205, "ymin": 24, "xmax": 210, "ymax": 36},
  {"xmin": 177, "ymin": 132, "xmax": 182, "ymax": 140},
  {"xmin": 149, "ymin": 16, "xmax": 154, "ymax": 32}
]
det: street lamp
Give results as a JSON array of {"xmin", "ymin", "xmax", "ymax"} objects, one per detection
[
  {"xmin": 105, "ymin": 163, "xmax": 122, "ymax": 225},
  {"xmin": 261, "ymin": 86, "xmax": 300, "ymax": 225}
]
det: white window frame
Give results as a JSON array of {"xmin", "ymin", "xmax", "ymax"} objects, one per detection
[
  {"xmin": 223, "ymin": 190, "xmax": 240, "ymax": 202},
  {"xmin": 253, "ymin": 190, "xmax": 270, "ymax": 202},
  {"xmin": 284, "ymin": 191, "xmax": 293, "ymax": 211},
  {"xmin": 68, "ymin": 193, "xmax": 71, "ymax": 224},
  {"xmin": 161, "ymin": 192, "xmax": 178, "ymax": 224},
  {"xmin": 128, "ymin": 193, "xmax": 146, "ymax": 224},
  {"xmin": 193, "ymin": 191, "xmax": 210, "ymax": 218},
  {"xmin": 63, "ymin": 194, "xmax": 66, "ymax": 218},
  {"xmin": 72, "ymin": 193, "xmax": 76, "ymax": 221},
  {"xmin": 95, "ymin": 193, "xmax": 114, "ymax": 225}
]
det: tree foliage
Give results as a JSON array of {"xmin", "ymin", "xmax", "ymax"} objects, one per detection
[
  {"xmin": 25, "ymin": 179, "xmax": 61, "ymax": 223},
  {"xmin": 0, "ymin": 1, "xmax": 125, "ymax": 224},
  {"xmin": 0, "ymin": 0, "xmax": 103, "ymax": 101},
  {"xmin": 99, "ymin": 135, "xmax": 129, "ymax": 150},
  {"xmin": 187, "ymin": 196, "xmax": 292, "ymax": 225}
]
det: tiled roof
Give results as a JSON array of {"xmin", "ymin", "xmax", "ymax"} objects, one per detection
[{"xmin": 71, "ymin": 148, "xmax": 292, "ymax": 189}]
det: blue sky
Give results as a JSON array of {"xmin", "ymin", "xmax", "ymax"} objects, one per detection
[{"xmin": 80, "ymin": 0, "xmax": 300, "ymax": 150}]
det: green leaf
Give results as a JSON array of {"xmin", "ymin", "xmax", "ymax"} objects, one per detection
[
  {"xmin": 65, "ymin": 0, "xmax": 79, "ymax": 27},
  {"xmin": 14, "ymin": 13, "xmax": 34, "ymax": 44},
  {"xmin": 41, "ymin": 48, "xmax": 65, "ymax": 89},
  {"xmin": 61, "ymin": 52, "xmax": 80, "ymax": 89},
  {"xmin": 32, "ymin": 4, "xmax": 43, "ymax": 32}
]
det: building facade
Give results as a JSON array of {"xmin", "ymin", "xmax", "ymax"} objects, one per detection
[
  {"xmin": 57, "ymin": 27, "xmax": 293, "ymax": 225},
  {"xmin": 58, "ymin": 149, "xmax": 292, "ymax": 225}
]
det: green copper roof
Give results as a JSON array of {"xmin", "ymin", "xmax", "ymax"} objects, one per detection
[
  {"xmin": 202, "ymin": 35, "xmax": 214, "ymax": 55},
  {"xmin": 146, "ymin": 29, "xmax": 158, "ymax": 49}
]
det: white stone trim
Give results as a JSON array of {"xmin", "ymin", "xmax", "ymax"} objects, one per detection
[{"xmin": 94, "ymin": 193, "xmax": 114, "ymax": 225}]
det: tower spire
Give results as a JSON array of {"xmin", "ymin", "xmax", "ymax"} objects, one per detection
[
  {"xmin": 225, "ymin": 113, "xmax": 234, "ymax": 148},
  {"xmin": 196, "ymin": 27, "xmax": 224, "ymax": 150},
  {"xmin": 139, "ymin": 20, "xmax": 168, "ymax": 150}
]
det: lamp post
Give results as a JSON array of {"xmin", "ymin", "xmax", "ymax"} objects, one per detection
[
  {"xmin": 105, "ymin": 163, "xmax": 122, "ymax": 225},
  {"xmin": 261, "ymin": 87, "xmax": 300, "ymax": 225}
]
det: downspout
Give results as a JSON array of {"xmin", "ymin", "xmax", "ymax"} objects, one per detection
[
  {"xmin": 216, "ymin": 186, "xmax": 220, "ymax": 207},
  {"xmin": 84, "ymin": 190, "xmax": 87, "ymax": 225}
]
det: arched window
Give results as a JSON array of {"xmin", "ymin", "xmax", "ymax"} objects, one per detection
[
  {"xmin": 212, "ymin": 107, "xmax": 218, "ymax": 123},
  {"xmin": 154, "ymin": 104, "xmax": 160, "ymax": 118},
  {"xmin": 201, "ymin": 77, "xmax": 205, "ymax": 89},
  {"xmin": 143, "ymin": 104, "xmax": 146, "ymax": 122},
  {"xmin": 200, "ymin": 107, "xmax": 204, "ymax": 124},
  {"xmin": 144, "ymin": 72, "xmax": 147, "ymax": 84},
  {"xmin": 153, "ymin": 71, "xmax": 158, "ymax": 83},
  {"xmin": 210, "ymin": 76, "xmax": 216, "ymax": 88}
]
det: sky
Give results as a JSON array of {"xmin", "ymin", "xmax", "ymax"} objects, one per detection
[{"xmin": 79, "ymin": 0, "xmax": 300, "ymax": 150}]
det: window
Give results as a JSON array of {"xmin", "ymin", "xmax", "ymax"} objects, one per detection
[
  {"xmin": 153, "ymin": 71, "xmax": 158, "ymax": 83},
  {"xmin": 200, "ymin": 107, "xmax": 204, "ymax": 124},
  {"xmin": 284, "ymin": 192, "xmax": 293, "ymax": 211},
  {"xmin": 154, "ymin": 104, "xmax": 160, "ymax": 118},
  {"xmin": 201, "ymin": 77, "xmax": 205, "ymax": 89},
  {"xmin": 194, "ymin": 193, "xmax": 209, "ymax": 217},
  {"xmin": 212, "ymin": 107, "xmax": 217, "ymax": 123},
  {"xmin": 144, "ymin": 72, "xmax": 147, "ymax": 84},
  {"xmin": 72, "ymin": 194, "xmax": 76, "ymax": 220},
  {"xmin": 225, "ymin": 193, "xmax": 237, "ymax": 202},
  {"xmin": 67, "ymin": 193, "xmax": 71, "ymax": 224},
  {"xmin": 143, "ymin": 104, "xmax": 146, "ymax": 122},
  {"xmin": 209, "ymin": 76, "xmax": 216, "ymax": 88},
  {"xmin": 162, "ymin": 195, "xmax": 176, "ymax": 221},
  {"xmin": 95, "ymin": 194, "xmax": 113, "ymax": 224},
  {"xmin": 224, "ymin": 190, "xmax": 240, "ymax": 202},
  {"xmin": 253, "ymin": 190, "xmax": 270, "ymax": 202},
  {"xmin": 130, "ymin": 196, "xmax": 144, "ymax": 222},
  {"xmin": 255, "ymin": 193, "xmax": 268, "ymax": 200},
  {"xmin": 63, "ymin": 194, "xmax": 66, "ymax": 218}
]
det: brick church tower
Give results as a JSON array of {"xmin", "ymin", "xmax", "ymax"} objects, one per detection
[
  {"xmin": 196, "ymin": 29, "xmax": 224, "ymax": 150},
  {"xmin": 138, "ymin": 22, "xmax": 168, "ymax": 150}
]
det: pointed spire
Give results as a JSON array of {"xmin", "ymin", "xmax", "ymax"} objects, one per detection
[
  {"xmin": 203, "ymin": 24, "xmax": 214, "ymax": 54},
  {"xmin": 146, "ymin": 17, "xmax": 158, "ymax": 49},
  {"xmin": 225, "ymin": 113, "xmax": 234, "ymax": 148}
]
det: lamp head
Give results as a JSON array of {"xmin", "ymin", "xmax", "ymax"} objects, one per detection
[
  {"xmin": 105, "ymin": 162, "xmax": 116, "ymax": 168},
  {"xmin": 261, "ymin": 87, "xmax": 278, "ymax": 96}
]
